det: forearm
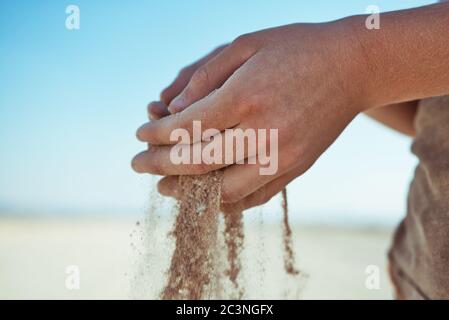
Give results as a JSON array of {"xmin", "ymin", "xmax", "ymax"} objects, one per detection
[
  {"xmin": 365, "ymin": 101, "xmax": 418, "ymax": 137},
  {"xmin": 352, "ymin": 2, "xmax": 449, "ymax": 109}
]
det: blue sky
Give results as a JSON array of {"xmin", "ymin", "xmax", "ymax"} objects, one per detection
[{"xmin": 0, "ymin": 0, "xmax": 434, "ymax": 224}]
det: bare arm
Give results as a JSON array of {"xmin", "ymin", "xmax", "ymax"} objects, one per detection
[
  {"xmin": 356, "ymin": 2, "xmax": 449, "ymax": 108},
  {"xmin": 359, "ymin": 3, "xmax": 449, "ymax": 138}
]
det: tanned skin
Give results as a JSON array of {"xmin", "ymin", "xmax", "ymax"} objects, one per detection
[{"xmin": 133, "ymin": 3, "xmax": 449, "ymax": 210}]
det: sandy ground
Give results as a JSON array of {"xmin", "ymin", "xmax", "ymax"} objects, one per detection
[{"xmin": 0, "ymin": 216, "xmax": 394, "ymax": 299}]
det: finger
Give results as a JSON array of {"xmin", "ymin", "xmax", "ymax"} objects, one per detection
[
  {"xmin": 157, "ymin": 175, "xmax": 178, "ymax": 197},
  {"xmin": 132, "ymin": 124, "xmax": 262, "ymax": 175},
  {"xmin": 157, "ymin": 170, "xmax": 298, "ymax": 213},
  {"xmin": 147, "ymin": 101, "xmax": 170, "ymax": 120},
  {"xmin": 136, "ymin": 87, "xmax": 240, "ymax": 145},
  {"xmin": 220, "ymin": 143, "xmax": 304, "ymax": 204},
  {"xmin": 137, "ymin": 41, "xmax": 258, "ymax": 145},
  {"xmin": 132, "ymin": 144, "xmax": 225, "ymax": 176},
  {"xmin": 160, "ymin": 45, "xmax": 227, "ymax": 105},
  {"xmin": 219, "ymin": 161, "xmax": 280, "ymax": 203},
  {"xmin": 222, "ymin": 170, "xmax": 298, "ymax": 212},
  {"xmin": 168, "ymin": 40, "xmax": 256, "ymax": 114},
  {"xmin": 160, "ymin": 68, "xmax": 193, "ymax": 105}
]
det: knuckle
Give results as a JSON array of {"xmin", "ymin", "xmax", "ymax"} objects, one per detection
[
  {"xmin": 235, "ymin": 93, "xmax": 260, "ymax": 117},
  {"xmin": 181, "ymin": 86, "xmax": 196, "ymax": 104},
  {"xmin": 190, "ymin": 66, "xmax": 210, "ymax": 90},
  {"xmin": 231, "ymin": 33, "xmax": 257, "ymax": 57},
  {"xmin": 232, "ymin": 33, "xmax": 252, "ymax": 48},
  {"xmin": 178, "ymin": 66, "xmax": 191, "ymax": 77}
]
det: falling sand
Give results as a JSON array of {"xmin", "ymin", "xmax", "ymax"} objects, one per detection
[
  {"xmin": 160, "ymin": 171, "xmax": 300, "ymax": 300},
  {"xmin": 160, "ymin": 173, "xmax": 222, "ymax": 299},
  {"xmin": 222, "ymin": 207, "xmax": 244, "ymax": 299},
  {"xmin": 281, "ymin": 188, "xmax": 299, "ymax": 276}
]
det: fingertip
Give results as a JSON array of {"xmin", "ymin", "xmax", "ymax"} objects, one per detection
[
  {"xmin": 156, "ymin": 178, "xmax": 168, "ymax": 195},
  {"xmin": 131, "ymin": 153, "xmax": 144, "ymax": 173},
  {"xmin": 147, "ymin": 107, "xmax": 157, "ymax": 120},
  {"xmin": 147, "ymin": 101, "xmax": 170, "ymax": 120},
  {"xmin": 136, "ymin": 123, "xmax": 150, "ymax": 142},
  {"xmin": 147, "ymin": 101, "xmax": 158, "ymax": 116},
  {"xmin": 148, "ymin": 108, "xmax": 162, "ymax": 121},
  {"xmin": 167, "ymin": 103, "xmax": 185, "ymax": 114},
  {"xmin": 157, "ymin": 176, "xmax": 179, "ymax": 197},
  {"xmin": 168, "ymin": 94, "xmax": 188, "ymax": 114},
  {"xmin": 167, "ymin": 105, "xmax": 177, "ymax": 114}
]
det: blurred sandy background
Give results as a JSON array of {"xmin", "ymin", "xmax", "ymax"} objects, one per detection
[{"xmin": 0, "ymin": 216, "xmax": 394, "ymax": 299}]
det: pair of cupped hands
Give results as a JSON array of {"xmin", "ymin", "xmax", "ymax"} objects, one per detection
[{"xmin": 132, "ymin": 20, "xmax": 376, "ymax": 210}]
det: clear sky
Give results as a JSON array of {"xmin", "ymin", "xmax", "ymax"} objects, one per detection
[{"xmin": 0, "ymin": 0, "xmax": 435, "ymax": 224}]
